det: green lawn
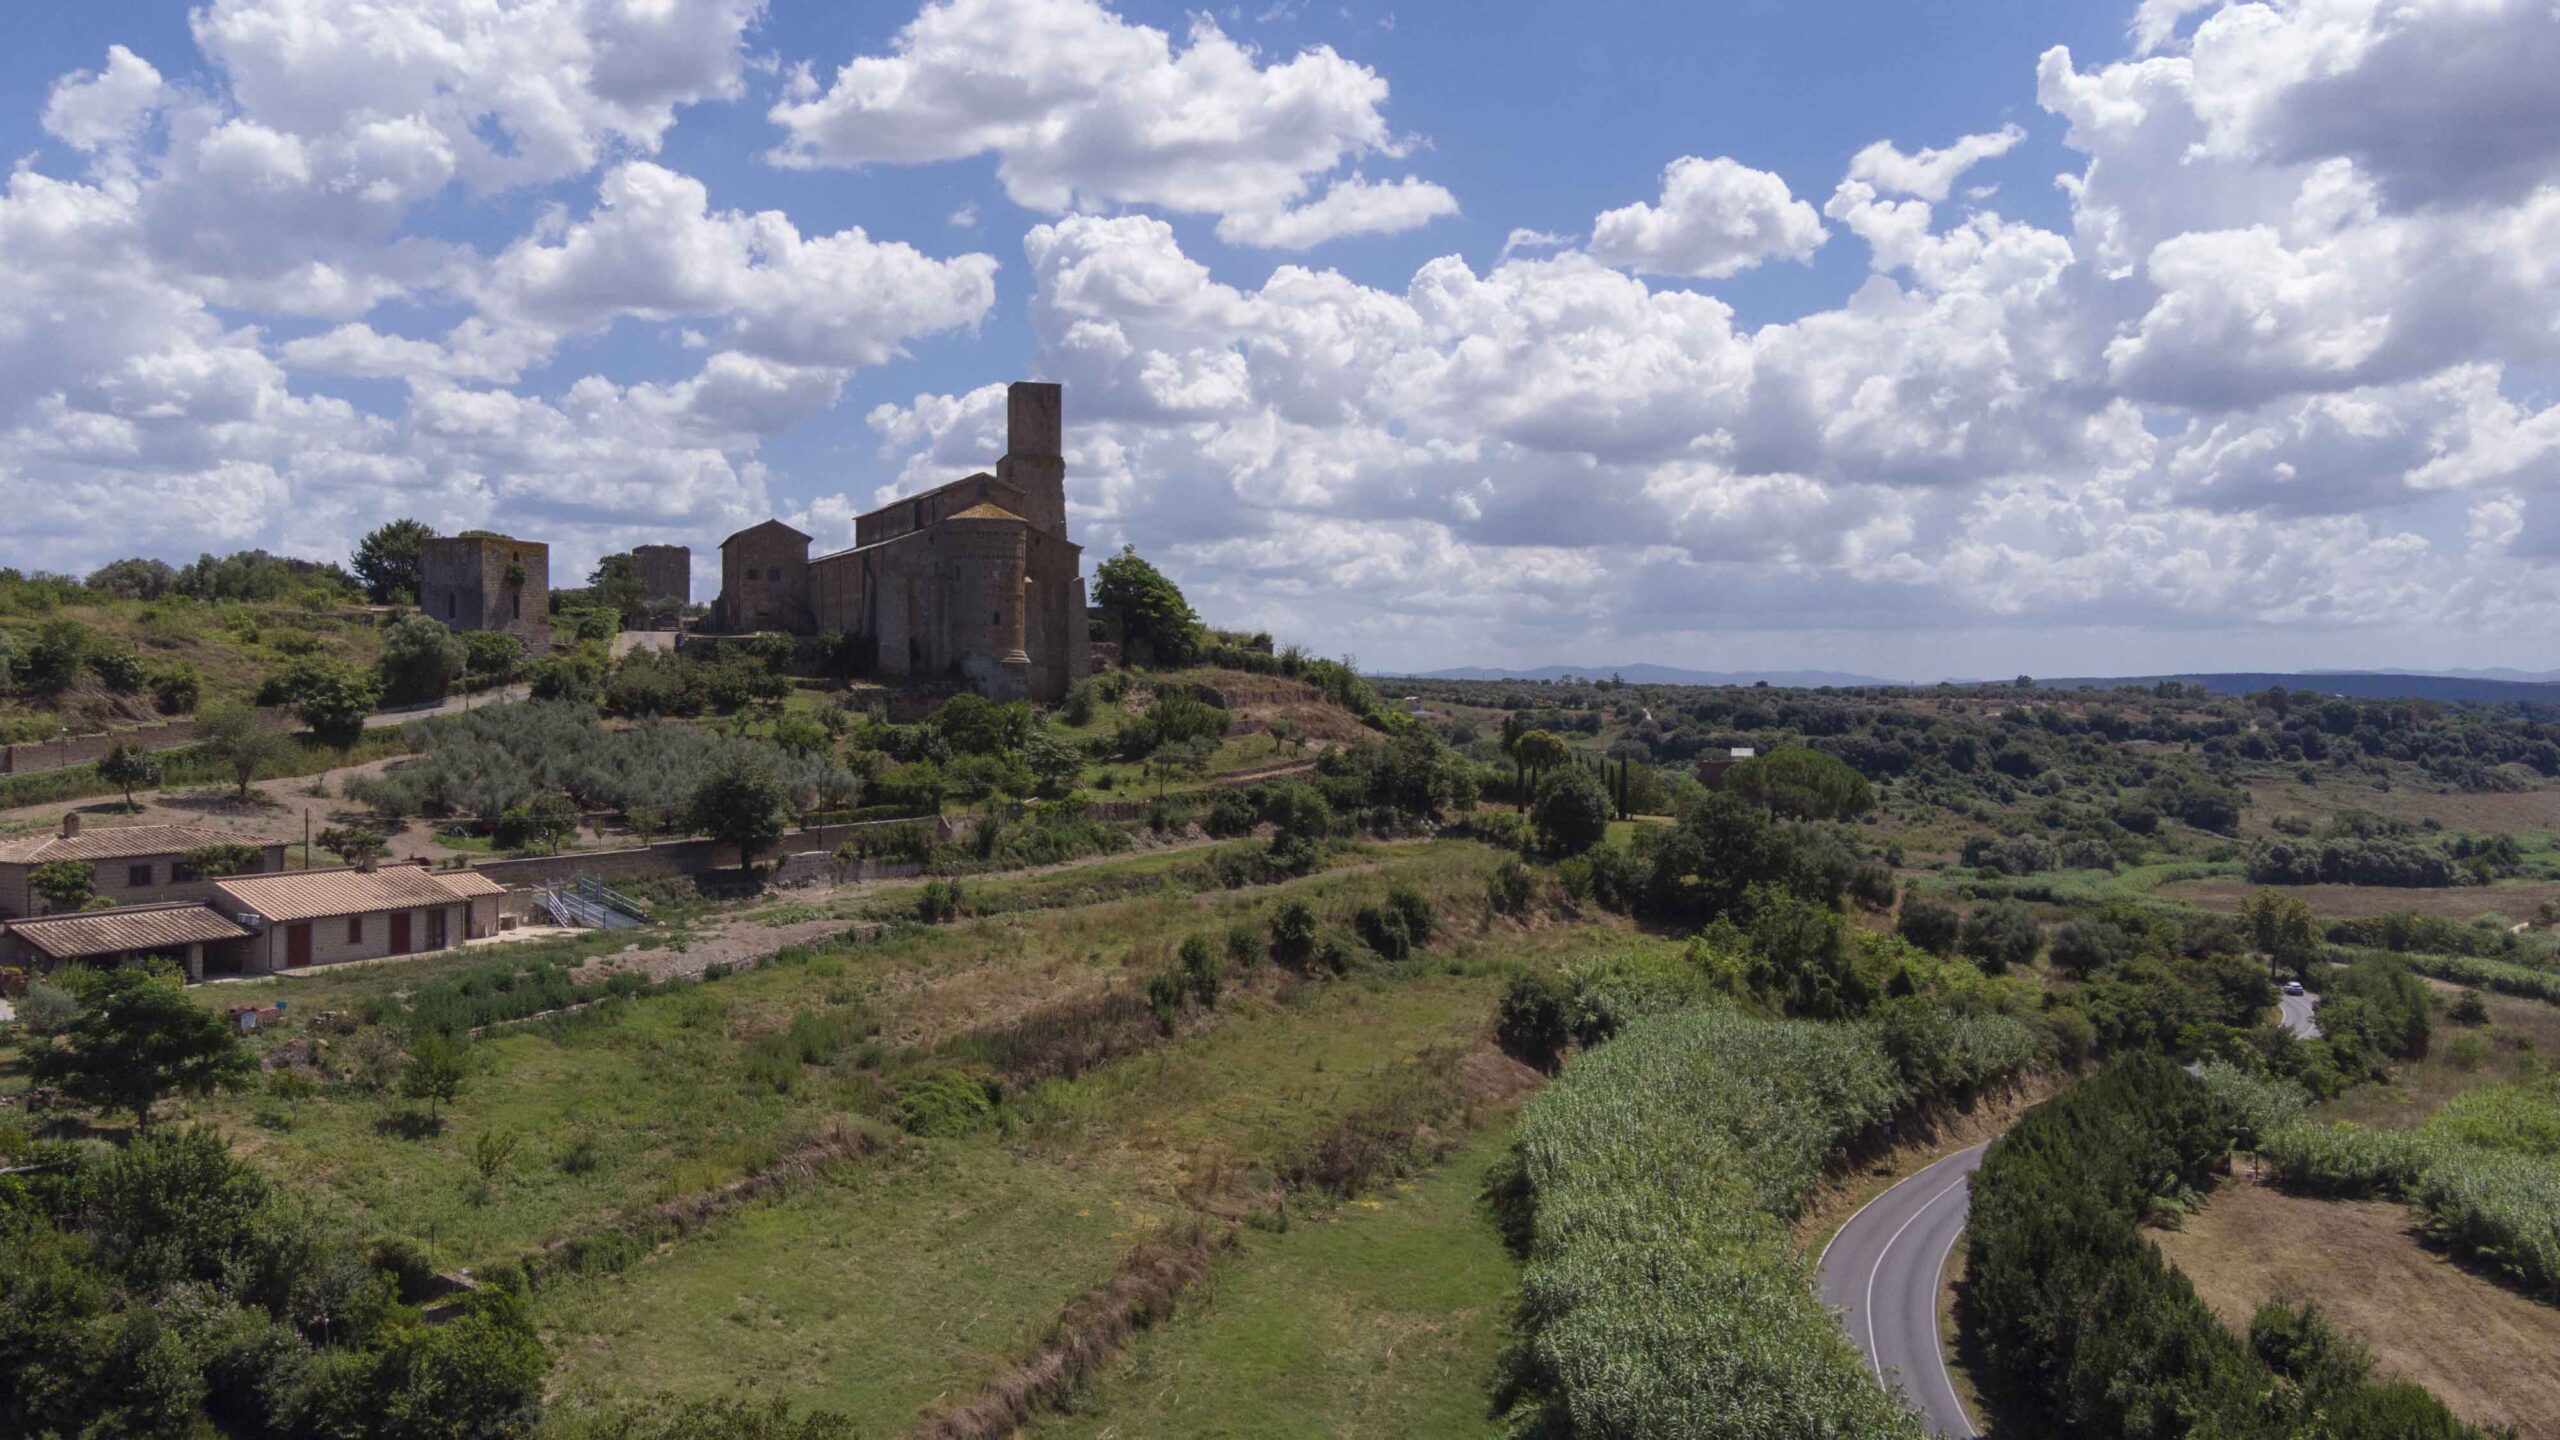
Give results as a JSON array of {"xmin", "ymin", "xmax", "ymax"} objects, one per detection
[
  {"xmin": 535, "ymin": 967, "xmax": 1515, "ymax": 1422},
  {"xmin": 1031, "ymin": 1122, "xmax": 1519, "ymax": 1440}
]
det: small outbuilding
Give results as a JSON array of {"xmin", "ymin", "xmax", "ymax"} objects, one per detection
[{"xmin": 1, "ymin": 901, "xmax": 253, "ymax": 980}]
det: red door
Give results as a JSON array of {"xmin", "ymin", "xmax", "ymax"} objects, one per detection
[
  {"xmin": 285, "ymin": 924, "xmax": 312, "ymax": 968},
  {"xmin": 390, "ymin": 911, "xmax": 412, "ymax": 955}
]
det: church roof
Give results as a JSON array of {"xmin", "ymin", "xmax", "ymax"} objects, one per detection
[
  {"xmin": 721, "ymin": 519, "xmax": 810, "ymax": 547},
  {"xmin": 946, "ymin": 502, "xmax": 1027, "ymax": 522}
]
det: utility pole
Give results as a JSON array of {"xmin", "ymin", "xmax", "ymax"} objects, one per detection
[{"xmin": 303, "ymin": 808, "xmax": 312, "ymax": 870}]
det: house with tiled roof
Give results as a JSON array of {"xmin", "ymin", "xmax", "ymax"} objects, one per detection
[
  {"xmin": 212, "ymin": 861, "xmax": 506, "ymax": 973},
  {"xmin": 0, "ymin": 814, "xmax": 287, "ymax": 918},
  {"xmin": 0, "ymin": 902, "xmax": 252, "ymax": 978}
]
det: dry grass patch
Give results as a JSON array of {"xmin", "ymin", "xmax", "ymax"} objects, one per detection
[
  {"xmin": 2155, "ymin": 1177, "xmax": 2560, "ymax": 1439},
  {"xmin": 2161, "ymin": 876, "xmax": 2560, "ymax": 922},
  {"xmin": 2314, "ymin": 985, "xmax": 2560, "ymax": 1131},
  {"xmin": 2242, "ymin": 778, "xmax": 2560, "ymax": 840}
]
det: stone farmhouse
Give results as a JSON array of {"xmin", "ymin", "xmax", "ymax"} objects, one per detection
[
  {"xmin": 709, "ymin": 381, "xmax": 1094, "ymax": 703},
  {"xmin": 0, "ymin": 816, "xmax": 287, "ymax": 919},
  {"xmin": 421, "ymin": 532, "xmax": 551, "ymax": 652}
]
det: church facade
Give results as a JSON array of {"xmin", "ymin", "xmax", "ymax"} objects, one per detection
[{"xmin": 709, "ymin": 381, "xmax": 1094, "ymax": 704}]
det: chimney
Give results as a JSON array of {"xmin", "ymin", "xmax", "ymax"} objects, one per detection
[
  {"xmin": 355, "ymin": 852, "xmax": 377, "ymax": 873},
  {"xmin": 60, "ymin": 813, "xmax": 80, "ymax": 839}
]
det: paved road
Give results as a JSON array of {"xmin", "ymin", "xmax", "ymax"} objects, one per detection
[
  {"xmin": 1821, "ymin": 988, "xmax": 2322, "ymax": 1436},
  {"xmin": 2280, "ymin": 988, "xmax": 2321, "ymax": 1039},
  {"xmin": 1819, "ymin": 1144, "xmax": 1987, "ymax": 1437}
]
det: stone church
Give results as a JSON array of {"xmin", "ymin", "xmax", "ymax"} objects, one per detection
[{"xmin": 710, "ymin": 381, "xmax": 1094, "ymax": 703}]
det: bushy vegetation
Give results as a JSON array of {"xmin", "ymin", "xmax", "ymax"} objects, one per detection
[
  {"xmin": 2247, "ymin": 810, "xmax": 2522, "ymax": 887},
  {"xmin": 0, "ymin": 1126, "xmax": 548, "ymax": 1438},
  {"xmin": 343, "ymin": 701, "xmax": 862, "ymax": 837},
  {"xmin": 1967, "ymin": 1055, "xmax": 2482, "ymax": 1437}
]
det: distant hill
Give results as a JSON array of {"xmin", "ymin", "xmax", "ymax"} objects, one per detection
[
  {"xmin": 1399, "ymin": 664, "xmax": 1900, "ymax": 688},
  {"xmin": 2036, "ymin": 672, "xmax": 2560, "ymax": 703}
]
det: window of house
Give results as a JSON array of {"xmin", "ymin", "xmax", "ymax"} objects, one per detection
[
  {"xmin": 127, "ymin": 864, "xmax": 152, "ymax": 887},
  {"xmin": 347, "ymin": 915, "xmax": 364, "ymax": 945}
]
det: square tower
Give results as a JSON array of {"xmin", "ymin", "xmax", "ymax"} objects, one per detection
[{"xmin": 419, "ymin": 534, "xmax": 550, "ymax": 652}]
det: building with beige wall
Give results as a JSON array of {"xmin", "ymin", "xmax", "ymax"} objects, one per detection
[
  {"xmin": 709, "ymin": 381, "xmax": 1094, "ymax": 703},
  {"xmin": 1, "ymin": 903, "xmax": 253, "ymax": 980},
  {"xmin": 212, "ymin": 863, "xmax": 505, "ymax": 974},
  {"xmin": 0, "ymin": 816, "xmax": 287, "ymax": 919}
]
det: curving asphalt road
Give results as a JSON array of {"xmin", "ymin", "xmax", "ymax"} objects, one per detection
[
  {"xmin": 1819, "ymin": 1143, "xmax": 1987, "ymax": 1437},
  {"xmin": 1819, "ymin": 989, "xmax": 2321, "ymax": 1436},
  {"xmin": 2279, "ymin": 988, "xmax": 2320, "ymax": 1041}
]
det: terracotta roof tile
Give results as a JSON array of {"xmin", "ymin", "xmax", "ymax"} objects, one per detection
[
  {"xmin": 214, "ymin": 867, "xmax": 483, "ymax": 924},
  {"xmin": 945, "ymin": 502, "xmax": 1026, "ymax": 522},
  {"xmin": 0, "ymin": 824, "xmax": 280, "ymax": 865},
  {"xmin": 5, "ymin": 903, "xmax": 250, "ymax": 960}
]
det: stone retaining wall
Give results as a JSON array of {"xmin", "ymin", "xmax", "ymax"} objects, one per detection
[
  {"xmin": 464, "ymin": 814, "xmax": 943, "ymax": 889},
  {"xmin": 0, "ymin": 706, "xmax": 297, "ymax": 776}
]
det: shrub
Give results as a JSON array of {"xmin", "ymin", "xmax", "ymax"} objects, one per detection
[
  {"xmin": 16, "ymin": 979, "xmax": 82, "ymax": 1035},
  {"xmin": 916, "ymin": 879, "xmax": 966, "ymax": 923},
  {"xmin": 1145, "ymin": 971, "xmax": 1186, "ymax": 1032},
  {"xmin": 1957, "ymin": 898, "xmax": 2041, "ymax": 974},
  {"xmin": 1530, "ymin": 765, "xmax": 1612, "ymax": 855},
  {"xmin": 1223, "ymin": 924, "xmax": 1266, "ymax": 969},
  {"xmin": 1487, "ymin": 856, "xmax": 1536, "ymax": 915},
  {"xmin": 1354, "ymin": 904, "xmax": 1412, "ymax": 961},
  {"xmin": 1904, "ymin": 891, "xmax": 1955, "ymax": 948},
  {"xmin": 1384, "ymin": 883, "xmax": 1434, "ymax": 947},
  {"xmin": 1177, "ymin": 935, "xmax": 1222, "ymax": 1005},
  {"xmin": 1495, "ymin": 970, "xmax": 1572, "ymax": 1071},
  {"xmin": 895, "ymin": 1071, "xmax": 1001, "ymax": 1137},
  {"xmin": 2449, "ymin": 988, "xmax": 2490, "ymax": 1026},
  {"xmin": 1270, "ymin": 900, "xmax": 1318, "ymax": 970}
]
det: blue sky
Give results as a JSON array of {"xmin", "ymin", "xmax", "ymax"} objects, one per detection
[{"xmin": 3, "ymin": 0, "xmax": 2558, "ymax": 679}]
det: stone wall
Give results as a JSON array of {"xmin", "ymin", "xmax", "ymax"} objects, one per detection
[
  {"xmin": 464, "ymin": 815, "xmax": 942, "ymax": 890},
  {"xmin": 0, "ymin": 706, "xmax": 296, "ymax": 776}
]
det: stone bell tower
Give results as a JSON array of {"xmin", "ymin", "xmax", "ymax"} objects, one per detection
[{"xmin": 996, "ymin": 381, "xmax": 1067, "ymax": 540}]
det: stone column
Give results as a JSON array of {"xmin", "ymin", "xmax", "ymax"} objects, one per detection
[{"xmin": 185, "ymin": 942, "xmax": 203, "ymax": 982}]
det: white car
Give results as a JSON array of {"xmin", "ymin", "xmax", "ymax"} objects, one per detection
[{"xmin": 2283, "ymin": 980, "xmax": 2306, "ymax": 996}]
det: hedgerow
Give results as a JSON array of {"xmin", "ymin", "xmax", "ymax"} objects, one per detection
[{"xmin": 1971, "ymin": 1056, "xmax": 2482, "ymax": 1437}]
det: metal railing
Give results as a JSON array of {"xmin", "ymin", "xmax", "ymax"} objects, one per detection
[{"xmin": 536, "ymin": 877, "xmax": 650, "ymax": 930}]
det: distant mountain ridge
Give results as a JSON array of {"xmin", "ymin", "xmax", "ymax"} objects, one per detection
[
  {"xmin": 2036, "ymin": 672, "xmax": 2560, "ymax": 703},
  {"xmin": 1392, "ymin": 664, "xmax": 2560, "ymax": 703},
  {"xmin": 1397, "ymin": 663, "xmax": 1899, "ymax": 687}
]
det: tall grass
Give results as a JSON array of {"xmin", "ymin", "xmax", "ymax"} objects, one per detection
[{"xmin": 1494, "ymin": 1008, "xmax": 1929, "ymax": 1438}]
